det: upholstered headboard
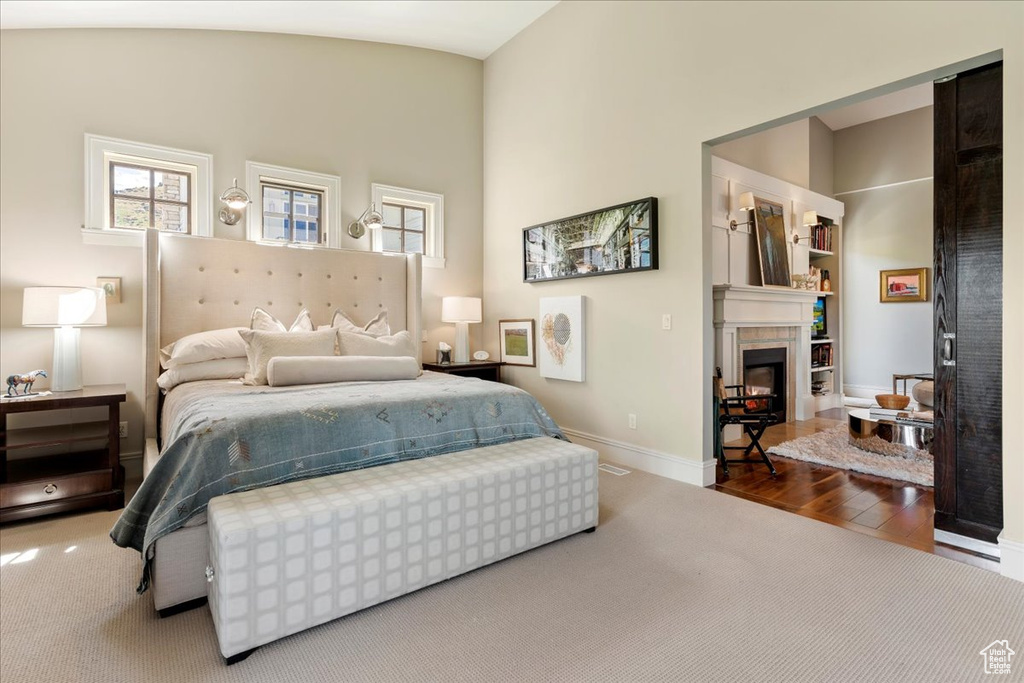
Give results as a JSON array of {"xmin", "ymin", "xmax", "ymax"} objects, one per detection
[{"xmin": 143, "ymin": 230, "xmax": 422, "ymax": 440}]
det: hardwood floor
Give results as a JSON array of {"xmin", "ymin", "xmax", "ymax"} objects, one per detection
[{"xmin": 714, "ymin": 410, "xmax": 999, "ymax": 573}]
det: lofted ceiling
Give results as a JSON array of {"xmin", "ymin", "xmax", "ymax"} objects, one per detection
[
  {"xmin": 0, "ymin": 0, "xmax": 559, "ymax": 60},
  {"xmin": 817, "ymin": 82, "xmax": 933, "ymax": 131}
]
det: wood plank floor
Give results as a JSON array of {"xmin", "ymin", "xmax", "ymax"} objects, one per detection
[{"xmin": 714, "ymin": 409, "xmax": 999, "ymax": 573}]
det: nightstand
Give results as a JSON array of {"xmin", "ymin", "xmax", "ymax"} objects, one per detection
[
  {"xmin": 1, "ymin": 384, "xmax": 127, "ymax": 523},
  {"xmin": 422, "ymin": 360, "xmax": 505, "ymax": 383}
]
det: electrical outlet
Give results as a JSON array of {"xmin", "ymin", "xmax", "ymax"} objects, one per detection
[
  {"xmin": 119, "ymin": 421, "xmax": 128, "ymax": 439},
  {"xmin": 662, "ymin": 314, "xmax": 672, "ymax": 330},
  {"xmin": 628, "ymin": 413, "xmax": 637, "ymax": 430}
]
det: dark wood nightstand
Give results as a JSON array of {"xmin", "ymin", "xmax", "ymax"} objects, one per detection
[
  {"xmin": 422, "ymin": 360, "xmax": 505, "ymax": 383},
  {"xmin": 1, "ymin": 384, "xmax": 127, "ymax": 523}
]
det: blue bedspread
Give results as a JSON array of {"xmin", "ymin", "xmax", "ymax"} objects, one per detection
[{"xmin": 110, "ymin": 372, "xmax": 565, "ymax": 574}]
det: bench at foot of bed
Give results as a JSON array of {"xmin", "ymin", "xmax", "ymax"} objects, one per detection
[{"xmin": 207, "ymin": 437, "xmax": 599, "ymax": 665}]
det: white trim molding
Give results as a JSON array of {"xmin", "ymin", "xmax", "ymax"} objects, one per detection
[
  {"xmin": 84, "ymin": 133, "xmax": 213, "ymax": 244},
  {"xmin": 998, "ymin": 533, "xmax": 1024, "ymax": 583},
  {"xmin": 371, "ymin": 183, "xmax": 445, "ymax": 268},
  {"xmin": 561, "ymin": 427, "xmax": 715, "ymax": 487},
  {"xmin": 245, "ymin": 161, "xmax": 342, "ymax": 247}
]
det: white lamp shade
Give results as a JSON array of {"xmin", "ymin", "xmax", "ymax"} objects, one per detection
[
  {"xmin": 737, "ymin": 192, "xmax": 755, "ymax": 212},
  {"xmin": 23, "ymin": 287, "xmax": 107, "ymax": 327},
  {"xmin": 441, "ymin": 296, "xmax": 482, "ymax": 323},
  {"xmin": 802, "ymin": 210, "xmax": 819, "ymax": 226}
]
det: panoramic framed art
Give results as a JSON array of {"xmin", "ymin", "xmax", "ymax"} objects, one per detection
[
  {"xmin": 538, "ymin": 296, "xmax": 585, "ymax": 382},
  {"xmin": 498, "ymin": 319, "xmax": 536, "ymax": 367},
  {"xmin": 880, "ymin": 267, "xmax": 929, "ymax": 303},
  {"xmin": 523, "ymin": 197, "xmax": 658, "ymax": 283},
  {"xmin": 752, "ymin": 196, "xmax": 791, "ymax": 288}
]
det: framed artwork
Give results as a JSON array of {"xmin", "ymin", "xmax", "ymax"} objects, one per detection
[
  {"xmin": 752, "ymin": 196, "xmax": 791, "ymax": 288},
  {"xmin": 538, "ymin": 296, "xmax": 585, "ymax": 382},
  {"xmin": 96, "ymin": 277, "xmax": 121, "ymax": 303},
  {"xmin": 880, "ymin": 267, "xmax": 929, "ymax": 303},
  {"xmin": 498, "ymin": 319, "xmax": 536, "ymax": 367},
  {"xmin": 523, "ymin": 197, "xmax": 658, "ymax": 283}
]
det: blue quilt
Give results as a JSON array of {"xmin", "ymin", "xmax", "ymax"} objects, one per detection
[{"xmin": 110, "ymin": 372, "xmax": 565, "ymax": 586}]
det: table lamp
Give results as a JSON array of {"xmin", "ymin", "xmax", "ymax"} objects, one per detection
[
  {"xmin": 22, "ymin": 287, "xmax": 107, "ymax": 392},
  {"xmin": 441, "ymin": 296, "xmax": 481, "ymax": 364}
]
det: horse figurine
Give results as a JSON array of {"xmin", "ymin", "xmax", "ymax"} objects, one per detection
[{"xmin": 6, "ymin": 370, "xmax": 47, "ymax": 397}]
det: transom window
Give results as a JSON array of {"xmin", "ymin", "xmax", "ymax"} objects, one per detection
[
  {"xmin": 381, "ymin": 203, "xmax": 426, "ymax": 254},
  {"xmin": 261, "ymin": 182, "xmax": 324, "ymax": 244},
  {"xmin": 110, "ymin": 162, "xmax": 191, "ymax": 232}
]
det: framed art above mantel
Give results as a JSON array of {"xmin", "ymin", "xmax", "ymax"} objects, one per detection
[{"xmin": 523, "ymin": 197, "xmax": 658, "ymax": 283}]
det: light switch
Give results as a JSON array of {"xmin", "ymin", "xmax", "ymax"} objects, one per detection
[{"xmin": 662, "ymin": 314, "xmax": 672, "ymax": 330}]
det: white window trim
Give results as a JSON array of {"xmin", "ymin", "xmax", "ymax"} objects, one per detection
[
  {"xmin": 246, "ymin": 161, "xmax": 341, "ymax": 247},
  {"xmin": 370, "ymin": 183, "xmax": 445, "ymax": 268},
  {"xmin": 83, "ymin": 133, "xmax": 213, "ymax": 246}
]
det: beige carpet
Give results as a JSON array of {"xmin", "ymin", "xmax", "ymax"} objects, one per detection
[{"xmin": 1, "ymin": 467, "xmax": 1022, "ymax": 682}]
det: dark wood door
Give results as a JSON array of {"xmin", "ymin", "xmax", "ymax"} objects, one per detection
[{"xmin": 933, "ymin": 62, "xmax": 1003, "ymax": 544}]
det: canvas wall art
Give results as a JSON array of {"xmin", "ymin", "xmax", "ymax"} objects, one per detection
[
  {"xmin": 752, "ymin": 196, "xmax": 791, "ymax": 287},
  {"xmin": 523, "ymin": 198, "xmax": 657, "ymax": 283},
  {"xmin": 538, "ymin": 296, "xmax": 585, "ymax": 382},
  {"xmin": 880, "ymin": 267, "xmax": 929, "ymax": 303},
  {"xmin": 498, "ymin": 319, "xmax": 536, "ymax": 367}
]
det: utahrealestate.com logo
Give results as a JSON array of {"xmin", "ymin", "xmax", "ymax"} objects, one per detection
[{"xmin": 979, "ymin": 640, "xmax": 1015, "ymax": 675}]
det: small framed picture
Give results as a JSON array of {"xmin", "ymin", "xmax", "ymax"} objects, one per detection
[
  {"xmin": 97, "ymin": 277, "xmax": 121, "ymax": 304},
  {"xmin": 880, "ymin": 268, "xmax": 928, "ymax": 303},
  {"xmin": 498, "ymin": 319, "xmax": 536, "ymax": 367}
]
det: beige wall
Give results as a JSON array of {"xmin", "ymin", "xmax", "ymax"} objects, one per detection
[
  {"xmin": 808, "ymin": 116, "xmax": 835, "ymax": 197},
  {"xmin": 483, "ymin": 1, "xmax": 1022, "ymax": 564},
  {"xmin": 0, "ymin": 29, "xmax": 483, "ymax": 459},
  {"xmin": 712, "ymin": 119, "xmax": 810, "ymax": 188}
]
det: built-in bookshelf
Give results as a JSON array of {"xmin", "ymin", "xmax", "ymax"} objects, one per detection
[{"xmin": 806, "ymin": 217, "xmax": 841, "ymax": 411}]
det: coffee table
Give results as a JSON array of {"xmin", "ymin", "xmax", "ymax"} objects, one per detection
[{"xmin": 848, "ymin": 408, "xmax": 933, "ymax": 458}]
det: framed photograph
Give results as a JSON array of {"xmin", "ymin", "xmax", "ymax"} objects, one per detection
[
  {"xmin": 538, "ymin": 296, "xmax": 585, "ymax": 382},
  {"xmin": 498, "ymin": 319, "xmax": 536, "ymax": 367},
  {"xmin": 523, "ymin": 197, "xmax": 658, "ymax": 283},
  {"xmin": 96, "ymin": 277, "xmax": 121, "ymax": 303},
  {"xmin": 752, "ymin": 196, "xmax": 792, "ymax": 288},
  {"xmin": 880, "ymin": 267, "xmax": 929, "ymax": 303}
]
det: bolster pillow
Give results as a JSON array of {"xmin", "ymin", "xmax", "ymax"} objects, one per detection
[{"xmin": 267, "ymin": 355, "xmax": 420, "ymax": 387}]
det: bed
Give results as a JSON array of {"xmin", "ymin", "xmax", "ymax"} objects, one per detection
[{"xmin": 114, "ymin": 231, "xmax": 573, "ymax": 614}]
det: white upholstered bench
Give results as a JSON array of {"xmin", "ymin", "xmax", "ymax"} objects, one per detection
[{"xmin": 206, "ymin": 437, "xmax": 599, "ymax": 664}]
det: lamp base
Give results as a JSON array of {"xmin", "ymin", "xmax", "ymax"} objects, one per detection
[
  {"xmin": 51, "ymin": 326, "xmax": 83, "ymax": 392},
  {"xmin": 453, "ymin": 322, "xmax": 470, "ymax": 364}
]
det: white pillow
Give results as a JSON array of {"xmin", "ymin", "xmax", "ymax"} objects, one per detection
[
  {"xmin": 159, "ymin": 327, "xmax": 247, "ymax": 369},
  {"xmin": 267, "ymin": 355, "xmax": 419, "ymax": 387},
  {"xmin": 238, "ymin": 327, "xmax": 338, "ymax": 385},
  {"xmin": 337, "ymin": 330, "xmax": 417, "ymax": 358},
  {"xmin": 250, "ymin": 307, "xmax": 314, "ymax": 332},
  {"xmin": 157, "ymin": 358, "xmax": 248, "ymax": 391},
  {"xmin": 323, "ymin": 309, "xmax": 390, "ymax": 337}
]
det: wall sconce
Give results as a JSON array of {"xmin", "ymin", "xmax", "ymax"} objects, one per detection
[
  {"xmin": 729, "ymin": 192, "xmax": 755, "ymax": 231},
  {"xmin": 219, "ymin": 178, "xmax": 251, "ymax": 225},
  {"xmin": 792, "ymin": 210, "xmax": 820, "ymax": 244},
  {"xmin": 347, "ymin": 203, "xmax": 384, "ymax": 238}
]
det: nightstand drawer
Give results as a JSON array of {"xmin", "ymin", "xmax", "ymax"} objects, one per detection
[{"xmin": 0, "ymin": 470, "xmax": 113, "ymax": 508}]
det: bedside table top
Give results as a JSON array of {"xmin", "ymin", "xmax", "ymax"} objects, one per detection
[
  {"xmin": 1, "ymin": 384, "xmax": 126, "ymax": 414},
  {"xmin": 423, "ymin": 360, "xmax": 504, "ymax": 370}
]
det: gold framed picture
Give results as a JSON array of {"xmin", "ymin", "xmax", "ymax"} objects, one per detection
[
  {"xmin": 97, "ymin": 277, "xmax": 121, "ymax": 304},
  {"xmin": 880, "ymin": 268, "xmax": 928, "ymax": 303}
]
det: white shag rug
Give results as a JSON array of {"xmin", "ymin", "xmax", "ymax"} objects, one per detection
[{"xmin": 768, "ymin": 424, "xmax": 933, "ymax": 486}]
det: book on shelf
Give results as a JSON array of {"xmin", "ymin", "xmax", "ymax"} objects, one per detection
[{"xmin": 811, "ymin": 223, "xmax": 833, "ymax": 252}]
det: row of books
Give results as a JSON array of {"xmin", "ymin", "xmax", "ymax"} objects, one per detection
[
  {"xmin": 811, "ymin": 343, "xmax": 833, "ymax": 368},
  {"xmin": 810, "ymin": 224, "xmax": 833, "ymax": 251}
]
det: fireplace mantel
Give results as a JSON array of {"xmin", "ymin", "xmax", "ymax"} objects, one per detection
[{"xmin": 713, "ymin": 284, "xmax": 820, "ymax": 328}]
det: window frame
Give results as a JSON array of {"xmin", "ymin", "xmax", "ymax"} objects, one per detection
[
  {"xmin": 370, "ymin": 184, "xmax": 445, "ymax": 268},
  {"xmin": 380, "ymin": 202, "xmax": 427, "ymax": 255},
  {"xmin": 84, "ymin": 134, "xmax": 213, "ymax": 246},
  {"xmin": 259, "ymin": 181, "xmax": 325, "ymax": 245},
  {"xmin": 109, "ymin": 161, "xmax": 192, "ymax": 232},
  {"xmin": 245, "ymin": 161, "xmax": 341, "ymax": 247}
]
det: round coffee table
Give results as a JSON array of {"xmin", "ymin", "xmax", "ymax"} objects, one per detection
[{"xmin": 848, "ymin": 408, "xmax": 933, "ymax": 459}]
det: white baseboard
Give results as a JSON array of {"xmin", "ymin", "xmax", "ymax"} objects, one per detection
[
  {"xmin": 561, "ymin": 428, "xmax": 714, "ymax": 487},
  {"xmin": 998, "ymin": 533, "xmax": 1024, "ymax": 583},
  {"xmin": 843, "ymin": 383, "xmax": 891, "ymax": 400},
  {"xmin": 120, "ymin": 450, "xmax": 143, "ymax": 481}
]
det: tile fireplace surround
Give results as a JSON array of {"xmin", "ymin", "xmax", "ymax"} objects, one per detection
[{"xmin": 713, "ymin": 284, "xmax": 820, "ymax": 429}]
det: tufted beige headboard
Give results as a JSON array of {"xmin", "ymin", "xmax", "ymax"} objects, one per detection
[{"xmin": 143, "ymin": 230, "xmax": 422, "ymax": 441}]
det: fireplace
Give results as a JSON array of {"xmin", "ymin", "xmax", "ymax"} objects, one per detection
[{"xmin": 742, "ymin": 347, "xmax": 786, "ymax": 422}]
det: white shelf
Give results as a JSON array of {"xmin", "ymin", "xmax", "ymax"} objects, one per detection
[
  {"xmin": 811, "ymin": 338, "xmax": 833, "ymax": 344},
  {"xmin": 811, "ymin": 365, "xmax": 834, "ymax": 372},
  {"xmin": 809, "ymin": 248, "xmax": 834, "ymax": 257}
]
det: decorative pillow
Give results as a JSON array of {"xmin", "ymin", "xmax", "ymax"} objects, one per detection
[
  {"xmin": 157, "ymin": 358, "xmax": 248, "ymax": 391},
  {"xmin": 238, "ymin": 327, "xmax": 338, "ymax": 385},
  {"xmin": 250, "ymin": 307, "xmax": 314, "ymax": 333},
  {"xmin": 159, "ymin": 327, "xmax": 247, "ymax": 369},
  {"xmin": 337, "ymin": 330, "xmax": 417, "ymax": 358},
  {"xmin": 325, "ymin": 309, "xmax": 390, "ymax": 337},
  {"xmin": 267, "ymin": 355, "xmax": 419, "ymax": 387}
]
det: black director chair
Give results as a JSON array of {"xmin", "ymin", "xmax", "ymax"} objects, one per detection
[{"xmin": 713, "ymin": 366, "xmax": 778, "ymax": 477}]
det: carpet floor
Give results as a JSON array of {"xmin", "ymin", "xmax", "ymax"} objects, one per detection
[{"xmin": 1, "ymin": 466, "xmax": 1021, "ymax": 682}]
